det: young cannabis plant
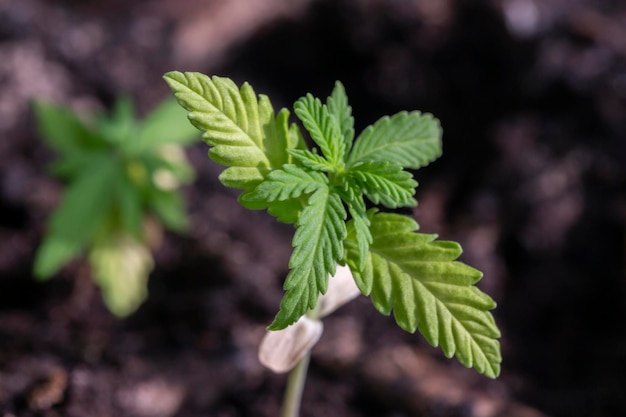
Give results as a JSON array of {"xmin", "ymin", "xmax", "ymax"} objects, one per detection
[
  {"xmin": 33, "ymin": 97, "xmax": 198, "ymax": 316},
  {"xmin": 164, "ymin": 72, "xmax": 501, "ymax": 379}
]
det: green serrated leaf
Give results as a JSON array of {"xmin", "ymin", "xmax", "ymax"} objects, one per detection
[
  {"xmin": 243, "ymin": 164, "xmax": 327, "ymax": 203},
  {"xmin": 348, "ymin": 161, "xmax": 417, "ymax": 208},
  {"xmin": 269, "ymin": 187, "xmax": 347, "ymax": 329},
  {"xmin": 347, "ymin": 111, "xmax": 442, "ymax": 169},
  {"xmin": 294, "ymin": 94, "xmax": 344, "ymax": 167},
  {"xmin": 346, "ymin": 212, "xmax": 501, "ymax": 378},
  {"xmin": 326, "ymin": 81, "xmax": 354, "ymax": 156},
  {"xmin": 164, "ymin": 72, "xmax": 294, "ymax": 190},
  {"xmin": 288, "ymin": 149, "xmax": 336, "ymax": 172},
  {"xmin": 89, "ymin": 234, "xmax": 154, "ymax": 317}
]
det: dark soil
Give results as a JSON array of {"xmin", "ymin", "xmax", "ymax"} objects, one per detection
[{"xmin": 1, "ymin": 0, "xmax": 625, "ymax": 416}]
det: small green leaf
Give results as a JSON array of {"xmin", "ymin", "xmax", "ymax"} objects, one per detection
[
  {"xmin": 265, "ymin": 198, "xmax": 307, "ymax": 224},
  {"xmin": 346, "ymin": 212, "xmax": 501, "ymax": 378},
  {"xmin": 244, "ymin": 164, "xmax": 327, "ymax": 203},
  {"xmin": 288, "ymin": 149, "xmax": 335, "ymax": 172},
  {"xmin": 33, "ymin": 155, "xmax": 120, "ymax": 279},
  {"xmin": 269, "ymin": 186, "xmax": 347, "ymax": 329},
  {"xmin": 326, "ymin": 81, "xmax": 354, "ymax": 156},
  {"xmin": 164, "ymin": 72, "xmax": 295, "ymax": 190},
  {"xmin": 348, "ymin": 161, "xmax": 417, "ymax": 208},
  {"xmin": 347, "ymin": 111, "xmax": 442, "ymax": 169},
  {"xmin": 241, "ymin": 165, "xmax": 313, "ymax": 223},
  {"xmin": 294, "ymin": 94, "xmax": 344, "ymax": 167},
  {"xmin": 89, "ymin": 234, "xmax": 154, "ymax": 317}
]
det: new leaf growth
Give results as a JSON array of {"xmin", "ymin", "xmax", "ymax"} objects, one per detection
[{"xmin": 164, "ymin": 72, "xmax": 501, "ymax": 378}]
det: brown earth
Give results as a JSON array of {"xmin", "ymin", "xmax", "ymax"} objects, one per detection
[{"xmin": 1, "ymin": 0, "xmax": 625, "ymax": 416}]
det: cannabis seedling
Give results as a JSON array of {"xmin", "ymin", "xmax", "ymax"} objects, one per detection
[
  {"xmin": 33, "ymin": 97, "xmax": 198, "ymax": 316},
  {"xmin": 164, "ymin": 72, "xmax": 501, "ymax": 415}
]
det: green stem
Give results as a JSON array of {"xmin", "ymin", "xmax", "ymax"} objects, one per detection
[
  {"xmin": 280, "ymin": 305, "xmax": 320, "ymax": 417},
  {"xmin": 280, "ymin": 351, "xmax": 311, "ymax": 417}
]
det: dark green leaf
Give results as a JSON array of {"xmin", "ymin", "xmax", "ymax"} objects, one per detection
[{"xmin": 269, "ymin": 187, "xmax": 347, "ymax": 329}]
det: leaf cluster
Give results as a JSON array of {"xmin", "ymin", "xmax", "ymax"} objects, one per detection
[
  {"xmin": 33, "ymin": 97, "xmax": 198, "ymax": 316},
  {"xmin": 165, "ymin": 72, "xmax": 501, "ymax": 377}
]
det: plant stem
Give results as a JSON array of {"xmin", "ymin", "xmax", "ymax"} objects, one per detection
[
  {"xmin": 280, "ymin": 347, "xmax": 311, "ymax": 417},
  {"xmin": 281, "ymin": 303, "xmax": 320, "ymax": 417}
]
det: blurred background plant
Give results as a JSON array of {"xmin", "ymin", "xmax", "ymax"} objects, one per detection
[{"xmin": 33, "ymin": 97, "xmax": 198, "ymax": 316}]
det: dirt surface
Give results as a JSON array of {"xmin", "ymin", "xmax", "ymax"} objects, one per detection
[{"xmin": 1, "ymin": 0, "xmax": 625, "ymax": 416}]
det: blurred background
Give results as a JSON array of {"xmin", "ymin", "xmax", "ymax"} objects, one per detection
[{"xmin": 1, "ymin": 0, "xmax": 625, "ymax": 416}]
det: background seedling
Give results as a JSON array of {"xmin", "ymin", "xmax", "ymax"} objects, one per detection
[{"xmin": 33, "ymin": 97, "xmax": 198, "ymax": 316}]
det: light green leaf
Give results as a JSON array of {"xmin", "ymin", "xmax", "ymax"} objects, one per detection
[
  {"xmin": 136, "ymin": 98, "xmax": 200, "ymax": 150},
  {"xmin": 264, "ymin": 108, "xmax": 306, "ymax": 167},
  {"xmin": 269, "ymin": 187, "xmax": 347, "ymax": 330},
  {"xmin": 326, "ymin": 81, "xmax": 354, "ymax": 156},
  {"xmin": 265, "ymin": 198, "xmax": 307, "ymax": 224},
  {"xmin": 294, "ymin": 94, "xmax": 344, "ymax": 166},
  {"xmin": 163, "ymin": 72, "xmax": 294, "ymax": 190},
  {"xmin": 89, "ymin": 234, "xmax": 154, "ymax": 317},
  {"xmin": 348, "ymin": 161, "xmax": 417, "ymax": 208},
  {"xmin": 346, "ymin": 212, "xmax": 501, "ymax": 378},
  {"xmin": 288, "ymin": 149, "xmax": 335, "ymax": 172},
  {"xmin": 347, "ymin": 111, "xmax": 442, "ymax": 169},
  {"xmin": 33, "ymin": 156, "xmax": 119, "ymax": 279}
]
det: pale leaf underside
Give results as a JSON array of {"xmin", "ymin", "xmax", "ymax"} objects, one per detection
[
  {"xmin": 347, "ymin": 212, "xmax": 501, "ymax": 378},
  {"xmin": 164, "ymin": 72, "xmax": 293, "ymax": 190}
]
